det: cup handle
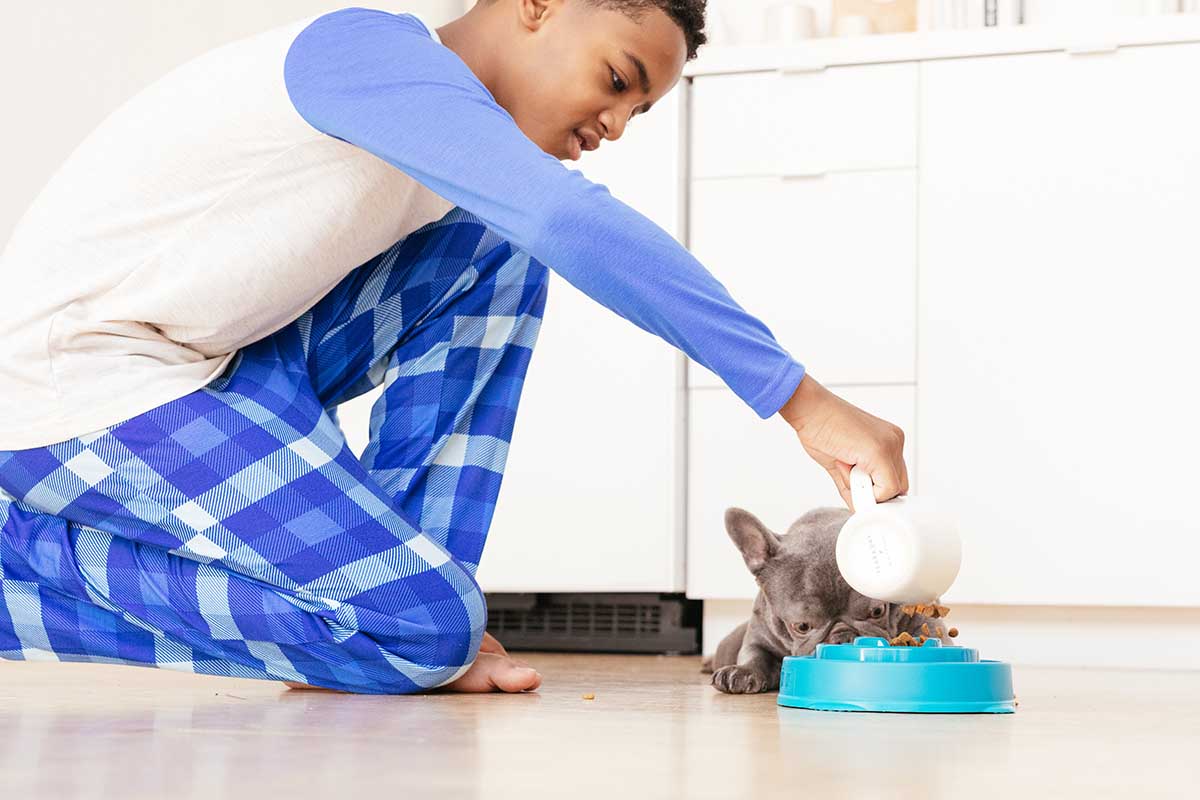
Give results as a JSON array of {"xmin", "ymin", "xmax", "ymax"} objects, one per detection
[{"xmin": 849, "ymin": 465, "xmax": 877, "ymax": 513}]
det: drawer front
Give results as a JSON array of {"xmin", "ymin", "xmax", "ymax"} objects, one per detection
[
  {"xmin": 686, "ymin": 384, "xmax": 916, "ymax": 600},
  {"xmin": 688, "ymin": 170, "xmax": 916, "ymax": 388},
  {"xmin": 690, "ymin": 62, "xmax": 918, "ymax": 179}
]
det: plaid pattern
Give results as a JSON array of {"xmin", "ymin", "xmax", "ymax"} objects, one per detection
[{"xmin": 0, "ymin": 208, "xmax": 548, "ymax": 693}]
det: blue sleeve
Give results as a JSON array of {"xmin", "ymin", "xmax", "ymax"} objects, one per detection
[{"xmin": 283, "ymin": 8, "xmax": 806, "ymax": 418}]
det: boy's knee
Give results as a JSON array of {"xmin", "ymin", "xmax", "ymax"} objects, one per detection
[
  {"xmin": 430, "ymin": 590, "xmax": 488, "ymax": 667},
  {"xmin": 377, "ymin": 577, "xmax": 487, "ymax": 676}
]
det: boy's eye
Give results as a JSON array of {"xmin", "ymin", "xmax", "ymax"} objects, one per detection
[{"xmin": 610, "ymin": 68, "xmax": 627, "ymax": 92}]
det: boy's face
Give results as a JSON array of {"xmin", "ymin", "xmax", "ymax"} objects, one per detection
[{"xmin": 503, "ymin": 0, "xmax": 688, "ymax": 161}]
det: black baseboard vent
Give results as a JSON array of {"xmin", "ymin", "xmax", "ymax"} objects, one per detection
[{"xmin": 485, "ymin": 593, "xmax": 701, "ymax": 654}]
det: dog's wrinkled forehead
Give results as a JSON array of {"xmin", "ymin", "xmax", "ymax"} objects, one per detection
[{"xmin": 762, "ymin": 507, "xmax": 853, "ymax": 612}]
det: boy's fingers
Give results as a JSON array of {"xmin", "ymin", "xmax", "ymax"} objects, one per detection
[{"xmin": 869, "ymin": 461, "xmax": 904, "ymax": 504}]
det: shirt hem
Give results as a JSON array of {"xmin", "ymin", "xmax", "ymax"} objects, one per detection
[{"xmin": 0, "ymin": 351, "xmax": 238, "ymax": 451}]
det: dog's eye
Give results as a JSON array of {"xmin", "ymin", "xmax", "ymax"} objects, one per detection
[
  {"xmin": 870, "ymin": 606, "xmax": 885, "ymax": 619},
  {"xmin": 791, "ymin": 622, "xmax": 812, "ymax": 635}
]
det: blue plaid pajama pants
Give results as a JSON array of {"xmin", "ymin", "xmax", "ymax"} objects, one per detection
[{"xmin": 0, "ymin": 209, "xmax": 549, "ymax": 694}]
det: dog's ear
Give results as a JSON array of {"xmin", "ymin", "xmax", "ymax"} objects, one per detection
[{"xmin": 724, "ymin": 508, "xmax": 780, "ymax": 575}]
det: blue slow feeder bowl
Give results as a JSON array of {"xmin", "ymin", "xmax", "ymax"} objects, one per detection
[{"xmin": 778, "ymin": 636, "xmax": 1015, "ymax": 714}]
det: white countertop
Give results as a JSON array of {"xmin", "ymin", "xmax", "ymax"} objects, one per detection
[{"xmin": 685, "ymin": 14, "xmax": 1200, "ymax": 75}]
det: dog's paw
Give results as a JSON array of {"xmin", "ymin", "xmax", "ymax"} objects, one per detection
[{"xmin": 711, "ymin": 664, "xmax": 768, "ymax": 694}]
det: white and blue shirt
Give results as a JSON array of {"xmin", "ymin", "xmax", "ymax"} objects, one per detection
[{"xmin": 0, "ymin": 8, "xmax": 804, "ymax": 450}]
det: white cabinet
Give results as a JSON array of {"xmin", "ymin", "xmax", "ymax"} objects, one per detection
[
  {"xmin": 684, "ymin": 60, "xmax": 920, "ymax": 602},
  {"xmin": 919, "ymin": 44, "xmax": 1200, "ymax": 606},
  {"xmin": 690, "ymin": 63, "xmax": 918, "ymax": 179},
  {"xmin": 473, "ymin": 88, "xmax": 687, "ymax": 593},
  {"xmin": 689, "ymin": 170, "xmax": 917, "ymax": 387},
  {"xmin": 687, "ymin": 385, "xmax": 916, "ymax": 599},
  {"xmin": 686, "ymin": 31, "xmax": 1200, "ymax": 609}
]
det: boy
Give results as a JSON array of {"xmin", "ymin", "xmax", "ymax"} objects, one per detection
[{"xmin": 0, "ymin": 1, "xmax": 906, "ymax": 693}]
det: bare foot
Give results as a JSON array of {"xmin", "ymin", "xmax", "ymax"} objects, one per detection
[
  {"xmin": 283, "ymin": 649, "xmax": 542, "ymax": 694},
  {"xmin": 479, "ymin": 630, "xmax": 507, "ymax": 655},
  {"xmin": 441, "ymin": 651, "xmax": 542, "ymax": 693},
  {"xmin": 479, "ymin": 631, "xmax": 534, "ymax": 668}
]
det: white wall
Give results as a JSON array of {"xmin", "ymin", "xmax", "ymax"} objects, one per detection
[{"xmin": 0, "ymin": 1, "xmax": 463, "ymax": 247}]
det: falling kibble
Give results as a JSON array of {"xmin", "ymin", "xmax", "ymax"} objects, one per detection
[
  {"xmin": 905, "ymin": 603, "xmax": 952, "ymax": 619},
  {"xmin": 582, "ymin": 693, "xmax": 595, "ymax": 701},
  {"xmin": 948, "ymin": 628, "xmax": 959, "ymax": 638},
  {"xmin": 921, "ymin": 623, "xmax": 931, "ymax": 637}
]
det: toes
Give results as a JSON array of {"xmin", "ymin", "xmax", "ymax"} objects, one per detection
[
  {"xmin": 494, "ymin": 668, "xmax": 541, "ymax": 693},
  {"xmin": 710, "ymin": 667, "xmax": 735, "ymax": 693},
  {"xmin": 489, "ymin": 659, "xmax": 542, "ymax": 693},
  {"xmin": 442, "ymin": 652, "xmax": 541, "ymax": 693},
  {"xmin": 735, "ymin": 670, "xmax": 763, "ymax": 693},
  {"xmin": 712, "ymin": 665, "xmax": 766, "ymax": 694}
]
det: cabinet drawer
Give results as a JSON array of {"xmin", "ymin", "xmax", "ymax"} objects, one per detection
[
  {"xmin": 688, "ymin": 170, "xmax": 916, "ymax": 388},
  {"xmin": 686, "ymin": 384, "xmax": 916, "ymax": 600},
  {"xmin": 690, "ymin": 62, "xmax": 918, "ymax": 179}
]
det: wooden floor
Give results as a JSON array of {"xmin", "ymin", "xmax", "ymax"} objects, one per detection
[{"xmin": 1, "ymin": 654, "xmax": 1197, "ymax": 798}]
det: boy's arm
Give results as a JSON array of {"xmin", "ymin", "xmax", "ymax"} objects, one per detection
[{"xmin": 283, "ymin": 8, "xmax": 805, "ymax": 418}]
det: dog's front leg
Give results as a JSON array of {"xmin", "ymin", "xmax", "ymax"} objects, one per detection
[{"xmin": 711, "ymin": 633, "xmax": 781, "ymax": 694}]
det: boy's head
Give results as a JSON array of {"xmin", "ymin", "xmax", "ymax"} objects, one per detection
[{"xmin": 470, "ymin": 0, "xmax": 706, "ymax": 160}]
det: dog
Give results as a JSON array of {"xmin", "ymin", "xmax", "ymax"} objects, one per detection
[{"xmin": 704, "ymin": 506, "xmax": 949, "ymax": 694}]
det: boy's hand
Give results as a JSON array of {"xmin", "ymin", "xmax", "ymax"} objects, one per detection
[{"xmin": 778, "ymin": 373, "xmax": 909, "ymax": 512}]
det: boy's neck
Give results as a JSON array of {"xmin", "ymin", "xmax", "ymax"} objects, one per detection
[{"xmin": 436, "ymin": 4, "xmax": 506, "ymax": 101}]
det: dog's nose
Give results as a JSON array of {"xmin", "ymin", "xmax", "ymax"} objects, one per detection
[{"xmin": 828, "ymin": 627, "xmax": 857, "ymax": 645}]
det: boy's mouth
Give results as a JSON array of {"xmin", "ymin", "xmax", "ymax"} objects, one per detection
[{"xmin": 570, "ymin": 129, "xmax": 600, "ymax": 160}]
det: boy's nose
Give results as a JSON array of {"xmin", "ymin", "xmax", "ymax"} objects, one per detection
[{"xmin": 598, "ymin": 110, "xmax": 626, "ymax": 143}]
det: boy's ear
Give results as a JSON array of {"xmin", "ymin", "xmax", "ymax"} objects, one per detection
[
  {"xmin": 517, "ymin": 0, "xmax": 559, "ymax": 31},
  {"xmin": 724, "ymin": 508, "xmax": 780, "ymax": 575}
]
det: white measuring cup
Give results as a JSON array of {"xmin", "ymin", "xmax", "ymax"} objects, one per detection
[{"xmin": 835, "ymin": 465, "xmax": 962, "ymax": 605}]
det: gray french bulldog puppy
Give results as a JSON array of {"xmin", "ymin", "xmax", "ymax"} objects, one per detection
[{"xmin": 705, "ymin": 506, "xmax": 949, "ymax": 694}]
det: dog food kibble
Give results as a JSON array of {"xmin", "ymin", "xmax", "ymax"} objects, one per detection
[
  {"xmin": 921, "ymin": 623, "xmax": 931, "ymax": 637},
  {"xmin": 948, "ymin": 628, "xmax": 959, "ymax": 638},
  {"xmin": 582, "ymin": 693, "xmax": 595, "ymax": 701},
  {"xmin": 902, "ymin": 603, "xmax": 952, "ymax": 619},
  {"xmin": 936, "ymin": 626, "xmax": 945, "ymax": 638},
  {"xmin": 889, "ymin": 632, "xmax": 920, "ymax": 647}
]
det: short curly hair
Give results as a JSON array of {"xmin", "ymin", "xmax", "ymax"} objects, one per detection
[
  {"xmin": 589, "ymin": 1, "xmax": 708, "ymax": 60},
  {"xmin": 483, "ymin": 0, "xmax": 708, "ymax": 60}
]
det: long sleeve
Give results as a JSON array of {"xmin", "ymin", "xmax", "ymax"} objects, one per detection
[{"xmin": 283, "ymin": 8, "xmax": 805, "ymax": 418}]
